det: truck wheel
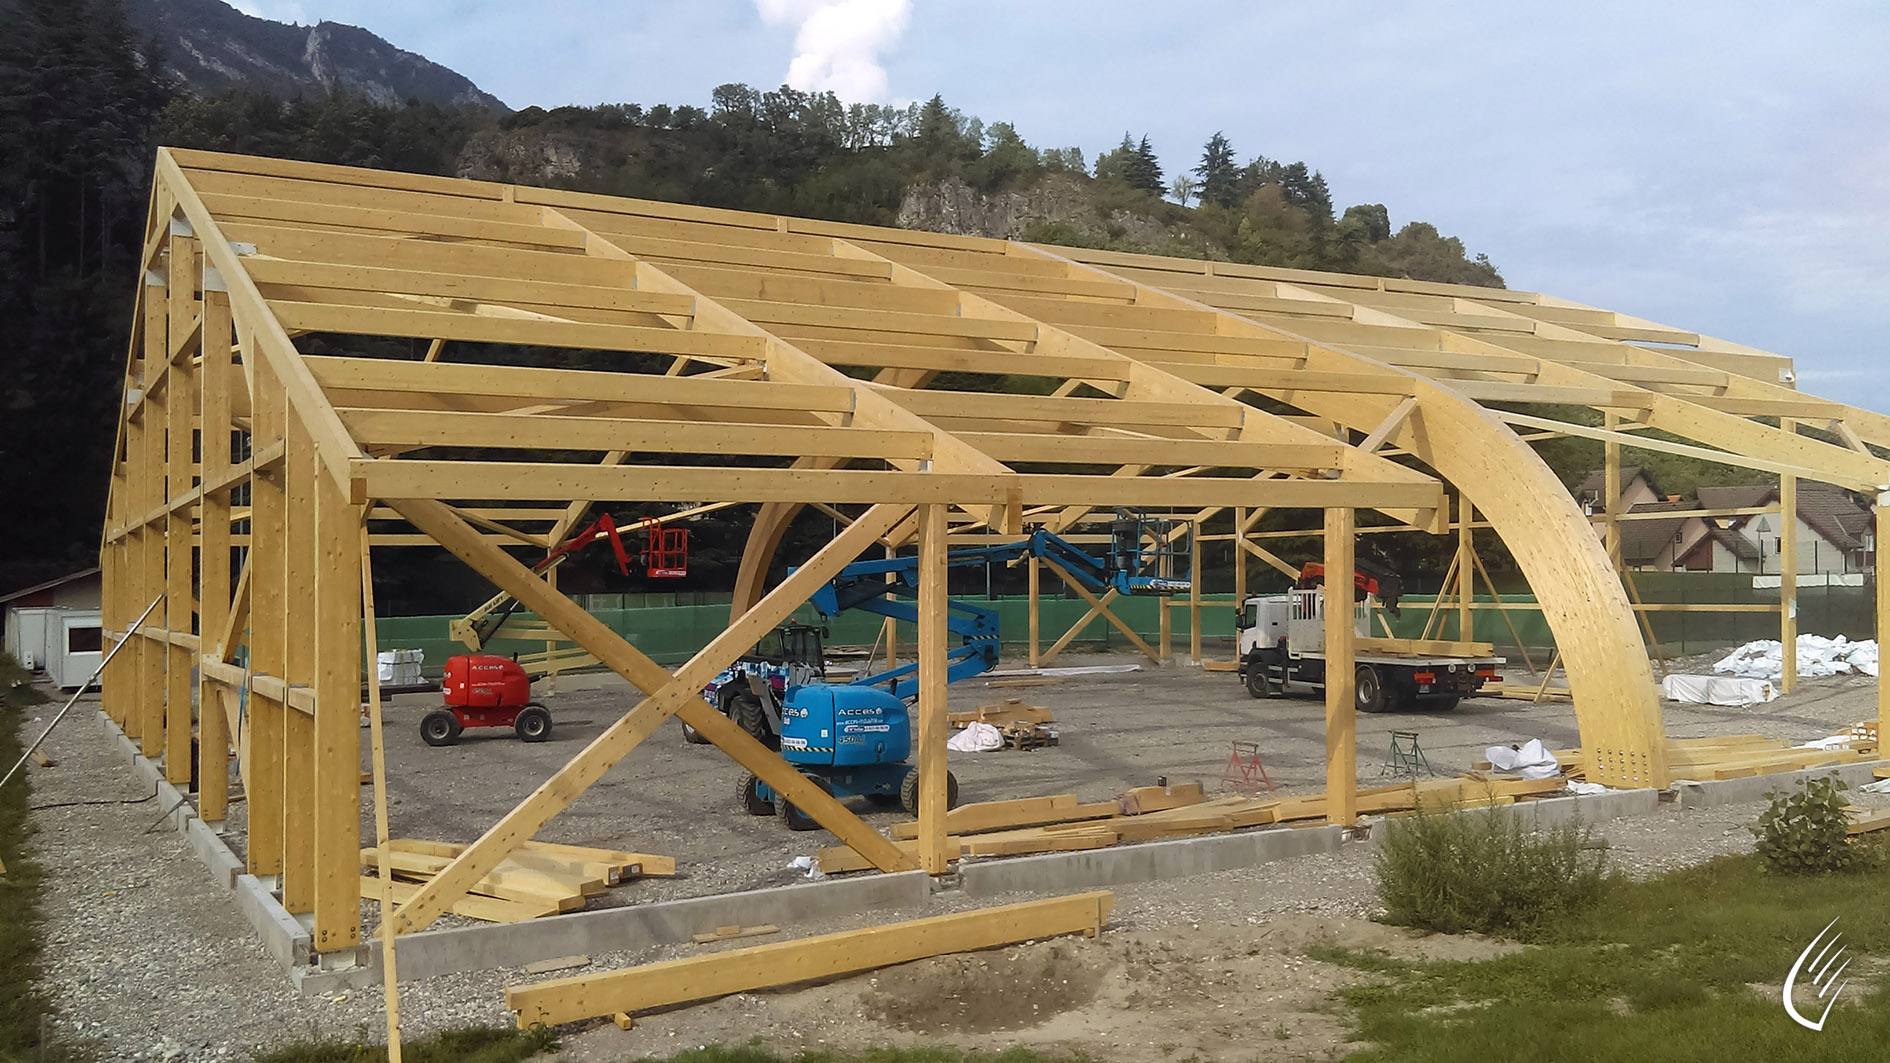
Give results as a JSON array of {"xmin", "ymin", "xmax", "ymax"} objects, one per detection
[
  {"xmin": 1244, "ymin": 660, "xmax": 1271, "ymax": 699},
  {"xmin": 738, "ymin": 772, "xmax": 773, "ymax": 816},
  {"xmin": 1355, "ymin": 665, "xmax": 1389, "ymax": 713},
  {"xmin": 514, "ymin": 704, "xmax": 552, "ymax": 742},
  {"xmin": 777, "ymin": 775, "xmax": 831, "ymax": 832},
  {"xmin": 732, "ymin": 692, "xmax": 779, "ymax": 750},
  {"xmin": 899, "ymin": 768, "xmax": 961, "ymax": 815},
  {"xmin": 420, "ymin": 710, "xmax": 461, "ymax": 746}
]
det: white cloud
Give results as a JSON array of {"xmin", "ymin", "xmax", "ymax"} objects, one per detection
[{"xmin": 756, "ymin": 0, "xmax": 910, "ymax": 103}]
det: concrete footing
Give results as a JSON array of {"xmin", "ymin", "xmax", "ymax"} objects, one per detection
[
  {"xmin": 961, "ymin": 823, "xmax": 1347, "ymax": 897},
  {"xmin": 1671, "ymin": 761, "xmax": 1888, "ymax": 808}
]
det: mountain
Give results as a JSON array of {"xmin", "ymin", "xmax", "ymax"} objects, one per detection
[{"xmin": 123, "ymin": 0, "xmax": 508, "ymax": 111}]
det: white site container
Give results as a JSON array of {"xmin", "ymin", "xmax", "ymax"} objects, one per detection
[
  {"xmin": 43, "ymin": 609, "xmax": 103, "ymax": 690},
  {"xmin": 4, "ymin": 606, "xmax": 57, "ymax": 671}
]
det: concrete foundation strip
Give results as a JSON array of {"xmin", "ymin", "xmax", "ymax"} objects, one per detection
[{"xmin": 89, "ymin": 702, "xmax": 1888, "ymax": 996}]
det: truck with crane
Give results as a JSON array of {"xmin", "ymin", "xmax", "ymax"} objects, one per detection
[{"xmin": 1237, "ymin": 563, "xmax": 1503, "ymax": 712}]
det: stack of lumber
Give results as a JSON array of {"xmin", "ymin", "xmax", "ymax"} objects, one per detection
[
  {"xmin": 1662, "ymin": 734, "xmax": 1877, "ymax": 780},
  {"xmin": 1844, "ymin": 806, "xmax": 1890, "ymax": 836},
  {"xmin": 949, "ymin": 699, "xmax": 1053, "ymax": 729},
  {"xmin": 951, "ymin": 699, "xmax": 1057, "ymax": 750},
  {"xmin": 817, "ymin": 775, "xmax": 1566, "ymax": 874},
  {"xmin": 360, "ymin": 838, "xmax": 675, "ymax": 923}
]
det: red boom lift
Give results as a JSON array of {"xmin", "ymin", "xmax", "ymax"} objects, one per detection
[{"xmin": 424, "ymin": 513, "xmax": 689, "ymax": 746}]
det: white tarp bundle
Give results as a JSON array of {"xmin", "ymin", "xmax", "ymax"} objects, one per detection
[
  {"xmin": 376, "ymin": 648, "xmax": 424, "ymax": 684},
  {"xmin": 1711, "ymin": 635, "xmax": 1879, "ymax": 681},
  {"xmin": 947, "ymin": 721, "xmax": 1004, "ymax": 752},
  {"xmin": 1486, "ymin": 738, "xmax": 1561, "ymax": 780},
  {"xmin": 1661, "ymin": 673, "xmax": 1779, "ymax": 706}
]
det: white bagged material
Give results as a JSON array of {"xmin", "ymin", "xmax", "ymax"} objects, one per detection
[
  {"xmin": 1661, "ymin": 673, "xmax": 1778, "ymax": 706},
  {"xmin": 376, "ymin": 648, "xmax": 424, "ymax": 685},
  {"xmin": 1711, "ymin": 635, "xmax": 1878, "ymax": 681},
  {"xmin": 947, "ymin": 721, "xmax": 1004, "ymax": 752},
  {"xmin": 1486, "ymin": 738, "xmax": 1560, "ymax": 780},
  {"xmin": 1567, "ymin": 781, "xmax": 1612, "ymax": 796}
]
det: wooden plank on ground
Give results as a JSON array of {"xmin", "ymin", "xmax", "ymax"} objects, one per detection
[
  {"xmin": 1845, "ymin": 806, "xmax": 1890, "ymax": 836},
  {"xmin": 886, "ymin": 795, "xmax": 1115, "ymax": 839},
  {"xmin": 691, "ymin": 924, "xmax": 780, "ymax": 944},
  {"xmin": 505, "ymin": 891, "xmax": 1114, "ymax": 1027},
  {"xmin": 1117, "ymin": 782, "xmax": 1206, "ymax": 814}
]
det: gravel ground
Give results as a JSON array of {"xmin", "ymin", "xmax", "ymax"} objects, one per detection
[{"xmin": 16, "ymin": 653, "xmax": 1886, "ymax": 1062}]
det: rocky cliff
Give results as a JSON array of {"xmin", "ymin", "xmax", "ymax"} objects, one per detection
[{"xmin": 126, "ymin": 0, "xmax": 507, "ymax": 110}]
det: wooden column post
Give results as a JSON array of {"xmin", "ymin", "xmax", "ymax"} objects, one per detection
[
  {"xmin": 282, "ymin": 418, "xmax": 318, "ymax": 914},
  {"xmin": 311, "ymin": 466, "xmax": 362, "ymax": 951},
  {"xmin": 882, "ymin": 544, "xmax": 899, "ymax": 673},
  {"xmin": 1188, "ymin": 521, "xmax": 1202, "ymax": 665},
  {"xmin": 1325, "ymin": 507, "xmax": 1356, "ymax": 827},
  {"xmin": 916, "ymin": 503, "xmax": 950, "ymax": 875},
  {"xmin": 1233, "ymin": 507, "xmax": 1247, "ymax": 635},
  {"xmin": 246, "ymin": 346, "xmax": 286, "ymax": 879},
  {"xmin": 1878, "ymin": 499, "xmax": 1888, "ymax": 743},
  {"xmin": 1149, "ymin": 533, "xmax": 1164, "ymax": 658},
  {"xmin": 197, "ymin": 287, "xmax": 234, "ymax": 822},
  {"xmin": 1603, "ymin": 412, "xmax": 1622, "ymax": 567},
  {"xmin": 163, "ymin": 236, "xmax": 199, "ymax": 786},
  {"xmin": 136, "ymin": 279, "xmax": 168, "ymax": 753},
  {"xmin": 1457, "ymin": 496, "xmax": 1474, "ymax": 643},
  {"xmin": 1780, "ymin": 419, "xmax": 1798, "ymax": 694},
  {"xmin": 1027, "ymin": 556, "xmax": 1040, "ymax": 668}
]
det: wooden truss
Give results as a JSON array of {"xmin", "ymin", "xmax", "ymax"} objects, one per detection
[{"xmin": 100, "ymin": 148, "xmax": 1890, "ymax": 957}]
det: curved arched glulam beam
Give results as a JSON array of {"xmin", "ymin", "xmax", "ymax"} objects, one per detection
[{"xmin": 1038, "ymin": 246, "xmax": 1667, "ymax": 787}]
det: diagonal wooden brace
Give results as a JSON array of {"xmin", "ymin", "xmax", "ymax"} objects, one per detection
[
  {"xmin": 1041, "ymin": 560, "xmax": 1160, "ymax": 663},
  {"xmin": 385, "ymin": 498, "xmax": 919, "ymax": 934}
]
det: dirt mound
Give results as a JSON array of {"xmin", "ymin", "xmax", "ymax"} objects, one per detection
[{"xmin": 860, "ymin": 940, "xmax": 1109, "ymax": 1033}]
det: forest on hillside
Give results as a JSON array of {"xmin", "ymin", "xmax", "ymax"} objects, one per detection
[{"xmin": 3, "ymin": 0, "xmax": 1625, "ymax": 605}]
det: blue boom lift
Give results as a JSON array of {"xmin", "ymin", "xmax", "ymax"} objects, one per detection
[{"xmin": 724, "ymin": 512, "xmax": 1189, "ymax": 829}]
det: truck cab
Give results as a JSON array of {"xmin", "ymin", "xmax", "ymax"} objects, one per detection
[{"xmin": 1236, "ymin": 589, "xmax": 1503, "ymax": 712}]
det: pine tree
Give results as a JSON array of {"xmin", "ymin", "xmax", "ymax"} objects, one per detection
[
  {"xmin": 1126, "ymin": 135, "xmax": 1164, "ymax": 195},
  {"xmin": 1194, "ymin": 131, "xmax": 1238, "ymax": 207},
  {"xmin": 0, "ymin": 0, "xmax": 173, "ymax": 589}
]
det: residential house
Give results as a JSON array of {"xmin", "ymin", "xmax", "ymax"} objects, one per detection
[
  {"xmin": 1574, "ymin": 467, "xmax": 1713, "ymax": 571},
  {"xmin": 1682, "ymin": 482, "xmax": 1875, "ymax": 575}
]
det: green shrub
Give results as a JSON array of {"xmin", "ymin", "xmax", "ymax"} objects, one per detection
[
  {"xmin": 1373, "ymin": 801, "xmax": 1614, "ymax": 938},
  {"xmin": 1751, "ymin": 776, "xmax": 1866, "ymax": 875}
]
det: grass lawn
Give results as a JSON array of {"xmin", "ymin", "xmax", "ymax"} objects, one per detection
[{"xmin": 1317, "ymin": 848, "xmax": 1890, "ymax": 1062}]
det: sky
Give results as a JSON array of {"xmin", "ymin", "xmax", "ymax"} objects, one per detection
[{"xmin": 232, "ymin": 0, "xmax": 1890, "ymax": 412}]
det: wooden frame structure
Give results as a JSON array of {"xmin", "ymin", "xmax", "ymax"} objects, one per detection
[{"xmin": 100, "ymin": 148, "xmax": 1889, "ymax": 960}]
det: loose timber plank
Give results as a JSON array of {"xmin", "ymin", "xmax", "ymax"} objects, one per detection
[{"xmin": 505, "ymin": 892, "xmax": 1114, "ymax": 1027}]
